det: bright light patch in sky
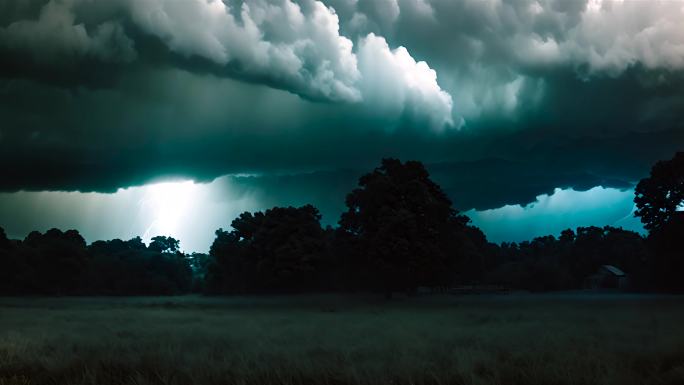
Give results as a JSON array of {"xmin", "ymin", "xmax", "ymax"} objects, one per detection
[
  {"xmin": 0, "ymin": 179, "xmax": 646, "ymax": 252},
  {"xmin": 139, "ymin": 181, "xmax": 200, "ymax": 242},
  {"xmin": 0, "ymin": 178, "xmax": 261, "ymax": 252},
  {"xmin": 468, "ymin": 186, "xmax": 644, "ymax": 243}
]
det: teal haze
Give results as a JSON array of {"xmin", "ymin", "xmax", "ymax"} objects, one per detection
[{"xmin": 0, "ymin": 179, "xmax": 642, "ymax": 252}]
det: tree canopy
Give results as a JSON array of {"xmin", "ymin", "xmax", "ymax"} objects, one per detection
[
  {"xmin": 207, "ymin": 205, "xmax": 328, "ymax": 293},
  {"xmin": 149, "ymin": 236, "xmax": 181, "ymax": 254},
  {"xmin": 0, "ymin": 229, "xmax": 193, "ymax": 295},
  {"xmin": 634, "ymin": 151, "xmax": 684, "ymax": 232},
  {"xmin": 339, "ymin": 158, "xmax": 471, "ymax": 294}
]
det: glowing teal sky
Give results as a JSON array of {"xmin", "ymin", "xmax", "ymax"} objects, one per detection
[
  {"xmin": 0, "ymin": 180, "xmax": 643, "ymax": 252},
  {"xmin": 467, "ymin": 186, "xmax": 643, "ymax": 244}
]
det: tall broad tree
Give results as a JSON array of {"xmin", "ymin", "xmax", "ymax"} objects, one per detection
[
  {"xmin": 86, "ymin": 236, "xmax": 192, "ymax": 295},
  {"xmin": 634, "ymin": 151, "xmax": 684, "ymax": 232},
  {"xmin": 635, "ymin": 152, "xmax": 684, "ymax": 291},
  {"xmin": 0, "ymin": 227, "xmax": 9, "ymax": 249},
  {"xmin": 21, "ymin": 228, "xmax": 89, "ymax": 294},
  {"xmin": 207, "ymin": 205, "xmax": 327, "ymax": 293},
  {"xmin": 339, "ymin": 158, "xmax": 470, "ymax": 296}
]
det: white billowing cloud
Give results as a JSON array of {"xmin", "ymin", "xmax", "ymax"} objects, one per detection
[
  {"xmin": 360, "ymin": 0, "xmax": 401, "ymax": 30},
  {"xmin": 425, "ymin": 0, "xmax": 684, "ymax": 76},
  {"xmin": 1, "ymin": 0, "xmax": 454, "ymax": 129},
  {"xmin": 566, "ymin": 0, "xmax": 684, "ymax": 75},
  {"xmin": 459, "ymin": 1, "xmax": 683, "ymax": 75},
  {"xmin": 0, "ymin": 0, "xmax": 136, "ymax": 64},
  {"xmin": 509, "ymin": 0, "xmax": 684, "ymax": 76},
  {"xmin": 3, "ymin": 0, "xmax": 684, "ymax": 130},
  {"xmin": 401, "ymin": 0, "xmax": 435, "ymax": 19},
  {"xmin": 334, "ymin": 0, "xmax": 684, "ymax": 121},
  {"xmin": 129, "ymin": 0, "xmax": 362, "ymax": 103},
  {"xmin": 512, "ymin": 34, "xmax": 563, "ymax": 67},
  {"xmin": 357, "ymin": 33, "xmax": 454, "ymax": 129},
  {"xmin": 127, "ymin": 0, "xmax": 453, "ymax": 128},
  {"xmin": 447, "ymin": 69, "xmax": 545, "ymax": 124}
]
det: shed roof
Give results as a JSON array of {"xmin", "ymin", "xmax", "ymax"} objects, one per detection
[{"xmin": 602, "ymin": 265, "xmax": 626, "ymax": 277}]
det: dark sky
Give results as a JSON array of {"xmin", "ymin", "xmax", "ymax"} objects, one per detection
[{"xmin": 1, "ymin": 0, "xmax": 682, "ymax": 251}]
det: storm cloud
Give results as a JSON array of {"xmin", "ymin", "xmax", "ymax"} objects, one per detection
[
  {"xmin": 0, "ymin": 0, "xmax": 454, "ymax": 127},
  {"xmin": 1, "ymin": 0, "xmax": 684, "ymax": 238}
]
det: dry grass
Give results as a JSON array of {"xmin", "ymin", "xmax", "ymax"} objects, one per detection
[{"xmin": 1, "ymin": 293, "xmax": 684, "ymax": 385}]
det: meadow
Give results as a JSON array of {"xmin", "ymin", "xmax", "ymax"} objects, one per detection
[{"xmin": 1, "ymin": 293, "xmax": 683, "ymax": 385}]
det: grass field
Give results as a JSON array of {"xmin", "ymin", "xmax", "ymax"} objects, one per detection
[{"xmin": 1, "ymin": 293, "xmax": 684, "ymax": 385}]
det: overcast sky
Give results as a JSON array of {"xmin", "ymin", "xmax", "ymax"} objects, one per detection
[{"xmin": 1, "ymin": 0, "xmax": 682, "ymax": 251}]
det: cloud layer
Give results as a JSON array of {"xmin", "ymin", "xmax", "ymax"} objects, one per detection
[
  {"xmin": 0, "ymin": 0, "xmax": 455, "ymax": 129},
  {"xmin": 129, "ymin": 0, "xmax": 363, "ymax": 103},
  {"xmin": 1, "ymin": 0, "xmax": 684, "ymax": 219}
]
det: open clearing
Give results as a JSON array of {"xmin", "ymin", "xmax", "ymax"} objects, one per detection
[{"xmin": 1, "ymin": 294, "xmax": 684, "ymax": 385}]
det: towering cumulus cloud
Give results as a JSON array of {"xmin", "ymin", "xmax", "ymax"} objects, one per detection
[
  {"xmin": 358, "ymin": 33, "xmax": 454, "ymax": 130},
  {"xmin": 0, "ymin": 0, "xmax": 454, "ymax": 129},
  {"xmin": 511, "ymin": 0, "xmax": 684, "ymax": 76},
  {"xmin": 332, "ymin": 0, "xmax": 684, "ymax": 121},
  {"xmin": 129, "ymin": 0, "xmax": 363, "ymax": 103}
]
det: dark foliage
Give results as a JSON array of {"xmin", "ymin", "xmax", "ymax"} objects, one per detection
[
  {"xmin": 5, "ymin": 228, "xmax": 89, "ymax": 295},
  {"xmin": 187, "ymin": 252, "xmax": 211, "ymax": 292},
  {"xmin": 0, "ymin": 229, "xmax": 193, "ymax": 295},
  {"xmin": 337, "ymin": 158, "xmax": 482, "ymax": 295},
  {"xmin": 148, "ymin": 236, "xmax": 181, "ymax": 254},
  {"xmin": 634, "ymin": 151, "xmax": 684, "ymax": 232},
  {"xmin": 486, "ymin": 226, "xmax": 649, "ymax": 291},
  {"xmin": 645, "ymin": 214, "xmax": 684, "ymax": 292},
  {"xmin": 86, "ymin": 237, "xmax": 192, "ymax": 295},
  {"xmin": 0, "ymin": 226, "xmax": 9, "ymax": 249},
  {"xmin": 633, "ymin": 152, "xmax": 684, "ymax": 291},
  {"xmin": 206, "ymin": 205, "xmax": 329, "ymax": 293}
]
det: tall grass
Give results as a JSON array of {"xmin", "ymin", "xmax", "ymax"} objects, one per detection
[{"xmin": 1, "ymin": 294, "xmax": 684, "ymax": 385}]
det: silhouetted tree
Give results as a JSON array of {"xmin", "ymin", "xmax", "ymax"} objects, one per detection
[
  {"xmin": 206, "ymin": 229, "xmax": 243, "ymax": 293},
  {"xmin": 13, "ymin": 229, "xmax": 89, "ymax": 294},
  {"xmin": 450, "ymin": 225, "xmax": 497, "ymax": 285},
  {"xmin": 486, "ymin": 226, "xmax": 648, "ymax": 291},
  {"xmin": 207, "ymin": 205, "xmax": 328, "ymax": 293},
  {"xmin": 0, "ymin": 226, "xmax": 9, "ymax": 249},
  {"xmin": 339, "ymin": 159, "xmax": 470, "ymax": 297},
  {"xmin": 635, "ymin": 151, "xmax": 684, "ymax": 232},
  {"xmin": 86, "ymin": 236, "xmax": 192, "ymax": 295},
  {"xmin": 633, "ymin": 152, "xmax": 684, "ymax": 291},
  {"xmin": 0, "ymin": 226, "xmax": 13, "ymax": 293},
  {"xmin": 0, "ymin": 229, "xmax": 192, "ymax": 295},
  {"xmin": 647, "ymin": 213, "xmax": 684, "ymax": 291},
  {"xmin": 149, "ymin": 236, "xmax": 180, "ymax": 254},
  {"xmin": 187, "ymin": 252, "xmax": 210, "ymax": 292},
  {"xmin": 559, "ymin": 229, "xmax": 576, "ymax": 243}
]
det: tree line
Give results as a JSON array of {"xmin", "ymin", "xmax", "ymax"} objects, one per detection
[
  {"xmin": 0, "ymin": 230, "xmax": 199, "ymax": 295},
  {"xmin": 1, "ymin": 153, "xmax": 683, "ymax": 296}
]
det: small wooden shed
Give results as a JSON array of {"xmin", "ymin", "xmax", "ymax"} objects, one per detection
[{"xmin": 584, "ymin": 265, "xmax": 629, "ymax": 290}]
